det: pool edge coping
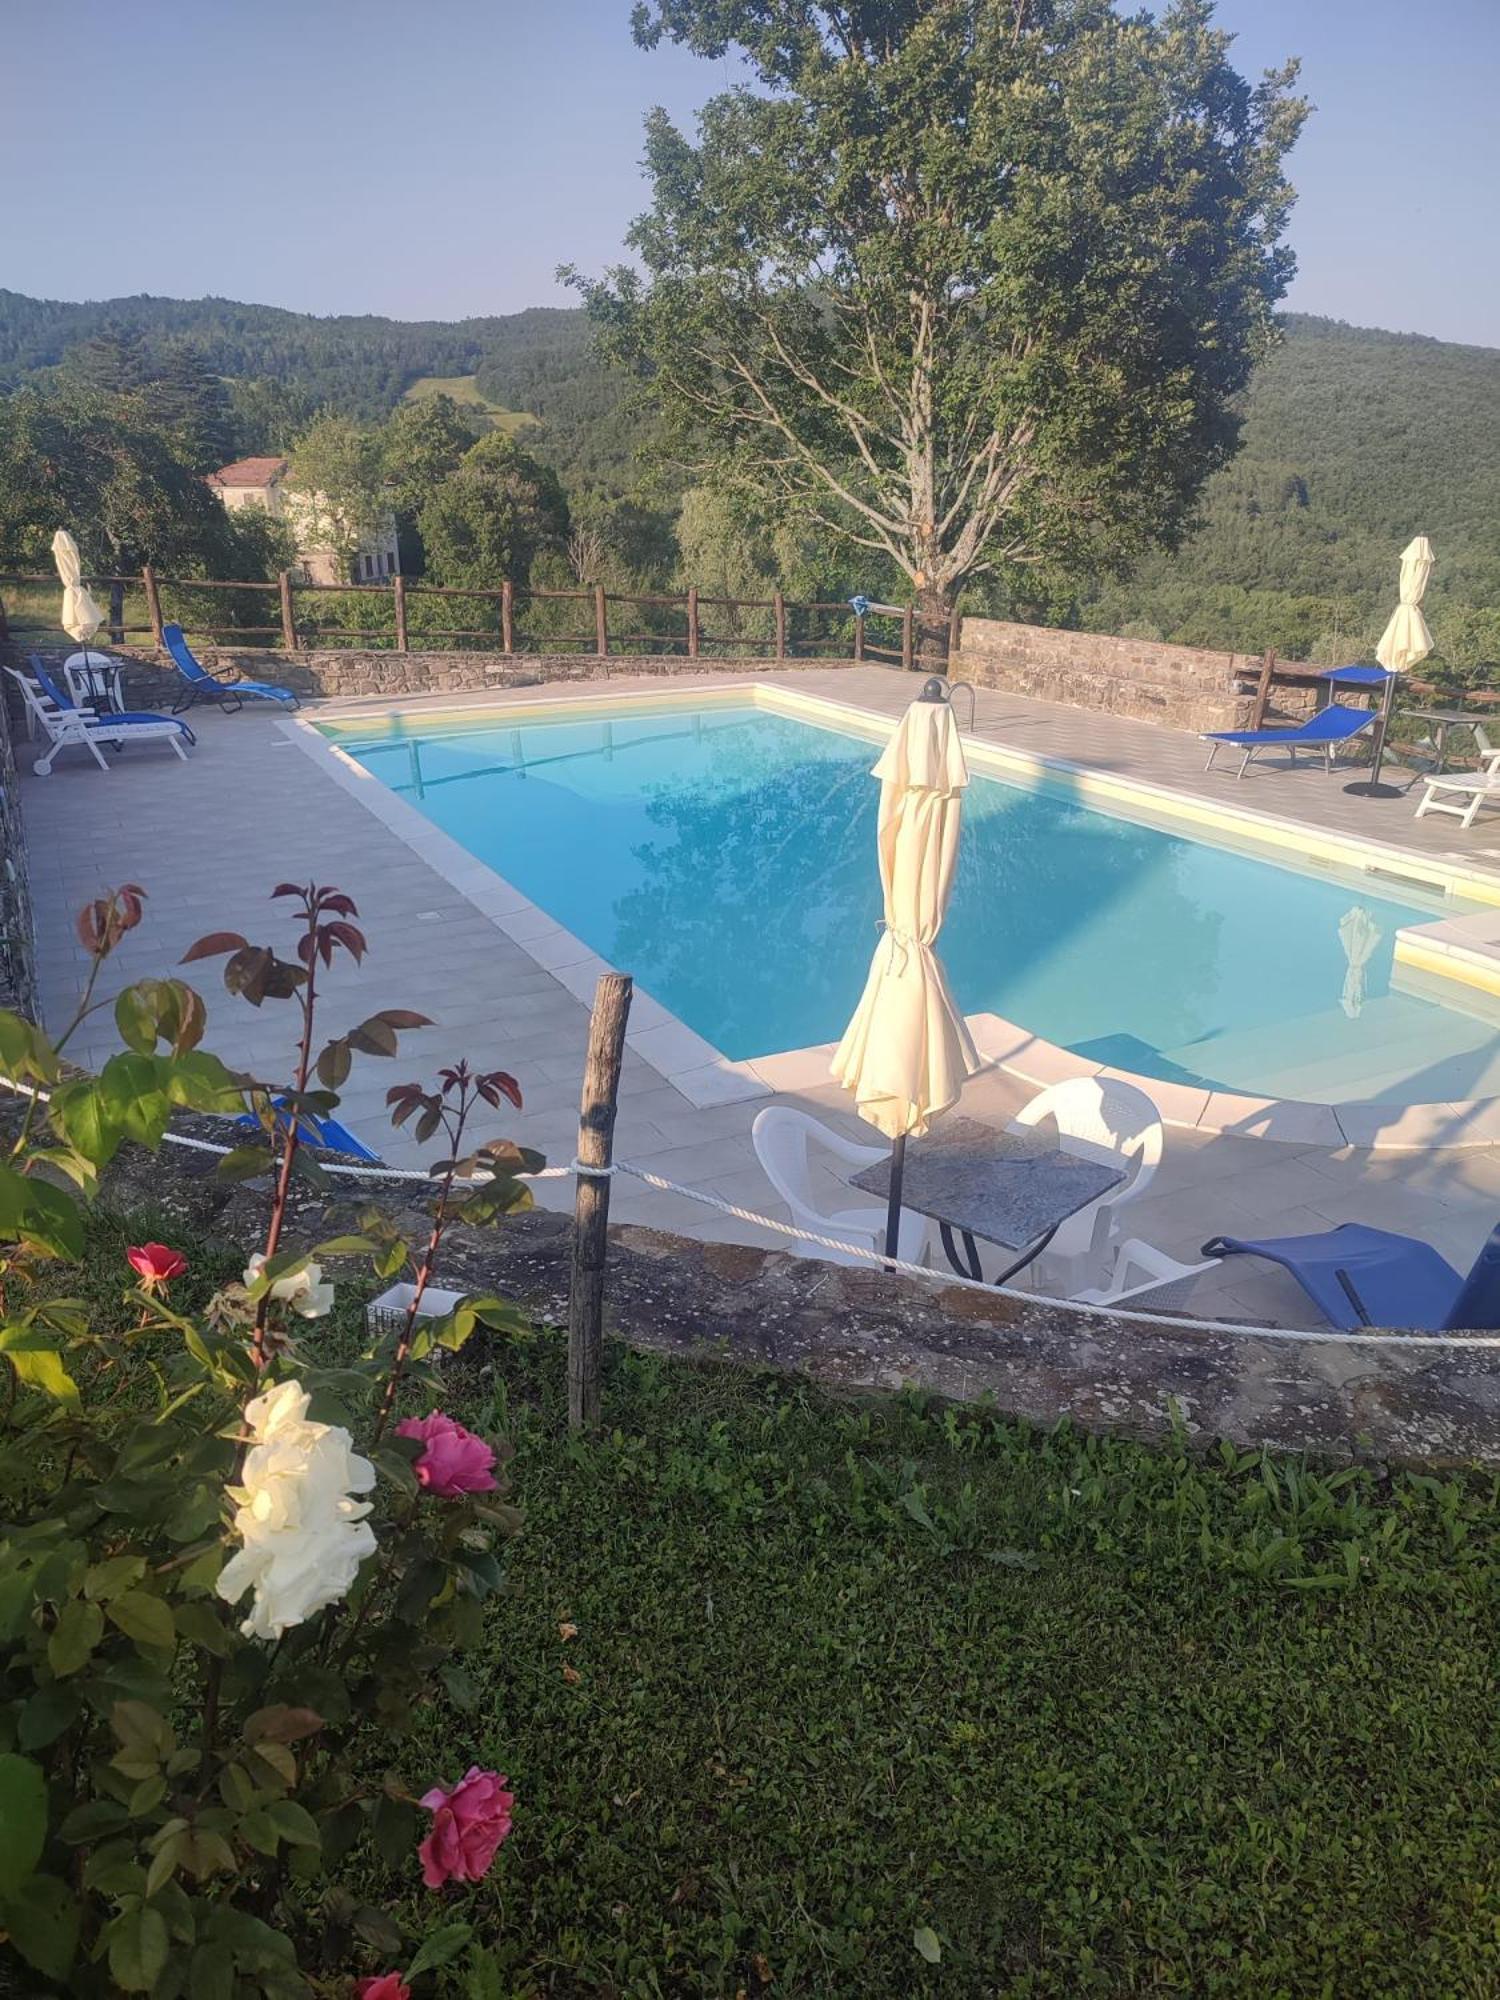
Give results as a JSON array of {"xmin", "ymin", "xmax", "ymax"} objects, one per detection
[{"xmin": 282, "ymin": 685, "xmax": 1500, "ymax": 1153}]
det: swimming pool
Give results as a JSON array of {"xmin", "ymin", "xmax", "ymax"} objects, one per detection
[{"xmin": 322, "ymin": 698, "xmax": 1500, "ymax": 1106}]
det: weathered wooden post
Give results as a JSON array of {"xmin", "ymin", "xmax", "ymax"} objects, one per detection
[
  {"xmin": 686, "ymin": 585, "xmax": 699, "ymax": 659},
  {"xmin": 774, "ymin": 591, "xmax": 787, "ymax": 661},
  {"xmin": 142, "ymin": 565, "xmax": 165, "ymax": 648},
  {"xmin": 278, "ymin": 571, "xmax": 297, "ymax": 652},
  {"xmin": 0, "ymin": 591, "xmax": 8, "ymax": 641},
  {"xmin": 1249, "ymin": 649, "xmax": 1277, "ymax": 730},
  {"xmin": 108, "ymin": 580, "xmax": 125, "ymax": 644},
  {"xmin": 901, "ymin": 606, "xmax": 915, "ymax": 673},
  {"xmin": 392, "ymin": 573, "xmax": 408, "ymax": 653},
  {"xmin": 947, "ymin": 602, "xmax": 962, "ymax": 660},
  {"xmin": 501, "ymin": 579, "xmax": 515, "ymax": 654},
  {"xmin": 853, "ymin": 609, "xmax": 865, "ymax": 661},
  {"xmin": 568, "ymin": 972, "xmax": 633, "ymax": 1431},
  {"xmin": 594, "ymin": 584, "xmax": 609, "ymax": 659}
]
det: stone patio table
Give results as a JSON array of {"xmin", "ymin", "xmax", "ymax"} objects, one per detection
[{"xmin": 850, "ymin": 1113, "xmax": 1125, "ymax": 1285}]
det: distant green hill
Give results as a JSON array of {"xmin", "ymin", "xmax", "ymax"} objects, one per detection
[
  {"xmin": 1, "ymin": 290, "xmax": 1494, "ymax": 666},
  {"xmin": 1079, "ymin": 314, "xmax": 1500, "ymax": 671}
]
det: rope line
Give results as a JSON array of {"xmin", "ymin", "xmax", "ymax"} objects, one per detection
[{"xmin": 3, "ymin": 1079, "xmax": 1499, "ymax": 1349}]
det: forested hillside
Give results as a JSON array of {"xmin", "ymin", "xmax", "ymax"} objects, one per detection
[{"xmin": 1, "ymin": 289, "xmax": 1495, "ymax": 671}]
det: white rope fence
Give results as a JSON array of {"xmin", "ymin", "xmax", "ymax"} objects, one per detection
[{"xmin": 4, "ymin": 1074, "xmax": 1499, "ymax": 1350}]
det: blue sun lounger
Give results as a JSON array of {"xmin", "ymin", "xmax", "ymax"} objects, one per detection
[
  {"xmin": 1202, "ymin": 1221, "xmax": 1500, "ymax": 1331},
  {"xmin": 8, "ymin": 659, "xmax": 196, "ymax": 774},
  {"xmin": 1201, "ymin": 702, "xmax": 1377, "ymax": 778},
  {"xmin": 161, "ymin": 623, "xmax": 300, "ymax": 715}
]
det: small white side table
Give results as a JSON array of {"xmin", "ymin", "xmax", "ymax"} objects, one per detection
[{"xmin": 63, "ymin": 650, "xmax": 125, "ymax": 713}]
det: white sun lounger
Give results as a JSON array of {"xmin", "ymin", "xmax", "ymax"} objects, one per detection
[
  {"xmin": 4, "ymin": 664, "xmax": 195, "ymax": 776},
  {"xmin": 1413, "ymin": 771, "xmax": 1500, "ymax": 830}
]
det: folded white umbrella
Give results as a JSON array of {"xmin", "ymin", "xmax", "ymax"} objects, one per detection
[
  {"xmin": 832, "ymin": 692, "xmax": 981, "ymax": 1255},
  {"xmin": 1338, "ymin": 905, "xmax": 1382, "ymax": 1021},
  {"xmin": 51, "ymin": 528, "xmax": 104, "ymax": 648},
  {"xmin": 1376, "ymin": 535, "xmax": 1435, "ymax": 674}
]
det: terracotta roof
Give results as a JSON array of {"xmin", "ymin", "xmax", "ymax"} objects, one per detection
[{"xmin": 210, "ymin": 456, "xmax": 288, "ymax": 489}]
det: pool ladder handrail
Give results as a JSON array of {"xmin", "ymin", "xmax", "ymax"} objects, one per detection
[{"xmin": 944, "ymin": 677, "xmax": 977, "ymax": 732}]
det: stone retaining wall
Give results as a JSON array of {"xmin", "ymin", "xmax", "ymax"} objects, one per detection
[
  {"xmin": 93, "ymin": 1129, "xmax": 1500, "ymax": 1468},
  {"xmin": 955, "ymin": 618, "xmax": 1280, "ymax": 733},
  {"xmin": 104, "ymin": 646, "xmax": 857, "ymax": 706}
]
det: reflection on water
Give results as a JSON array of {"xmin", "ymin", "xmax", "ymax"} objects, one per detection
[{"xmin": 337, "ymin": 707, "xmax": 1487, "ymax": 1100}]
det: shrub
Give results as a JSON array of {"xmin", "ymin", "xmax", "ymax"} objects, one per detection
[{"xmin": 0, "ymin": 881, "xmax": 541, "ymax": 1995}]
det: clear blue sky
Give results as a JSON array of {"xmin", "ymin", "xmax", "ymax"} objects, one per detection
[{"xmin": 4, "ymin": 0, "xmax": 1497, "ymax": 346}]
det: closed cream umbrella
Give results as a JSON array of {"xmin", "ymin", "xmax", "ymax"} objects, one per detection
[
  {"xmin": 832, "ymin": 684, "xmax": 981, "ymax": 1258},
  {"xmin": 1349, "ymin": 536, "xmax": 1435, "ymax": 798},
  {"xmin": 1338, "ymin": 905, "xmax": 1382, "ymax": 1020},
  {"xmin": 51, "ymin": 529, "xmax": 104, "ymax": 649}
]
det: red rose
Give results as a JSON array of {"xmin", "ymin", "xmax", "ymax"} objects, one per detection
[
  {"xmin": 127, "ymin": 1243, "xmax": 188, "ymax": 1289},
  {"xmin": 355, "ymin": 1978, "xmax": 411, "ymax": 2000}
]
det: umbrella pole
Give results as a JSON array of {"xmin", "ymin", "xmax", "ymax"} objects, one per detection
[
  {"xmin": 1344, "ymin": 673, "xmax": 1403, "ymax": 799},
  {"xmin": 884, "ymin": 1133, "xmax": 906, "ymax": 1270}
]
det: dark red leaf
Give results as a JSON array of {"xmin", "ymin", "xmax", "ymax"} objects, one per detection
[
  {"xmin": 319, "ymin": 892, "xmax": 359, "ymax": 918},
  {"xmin": 271, "ymin": 883, "xmax": 305, "ymax": 899},
  {"xmin": 373, "ymin": 1010, "xmax": 432, "ymax": 1030},
  {"xmin": 181, "ymin": 931, "xmax": 249, "ymax": 963}
]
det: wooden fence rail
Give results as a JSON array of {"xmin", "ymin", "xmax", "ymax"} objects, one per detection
[{"xmin": 0, "ymin": 569, "xmax": 918, "ymax": 667}]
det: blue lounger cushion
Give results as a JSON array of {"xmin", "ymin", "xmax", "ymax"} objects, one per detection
[
  {"xmin": 162, "ymin": 624, "xmax": 299, "ymax": 708},
  {"xmin": 1202, "ymin": 1221, "xmax": 1500, "ymax": 1332},
  {"xmin": 1206, "ymin": 707, "xmax": 1376, "ymax": 752}
]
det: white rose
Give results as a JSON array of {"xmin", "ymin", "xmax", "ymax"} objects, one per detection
[
  {"xmin": 244, "ymin": 1252, "xmax": 335, "ymax": 1319},
  {"xmin": 217, "ymin": 1379, "xmax": 376, "ymax": 1640}
]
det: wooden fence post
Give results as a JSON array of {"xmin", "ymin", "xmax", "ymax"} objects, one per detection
[
  {"xmin": 948, "ymin": 603, "xmax": 962, "ymax": 660},
  {"xmin": 501, "ymin": 579, "xmax": 515, "ymax": 655},
  {"xmin": 774, "ymin": 591, "xmax": 787, "ymax": 661},
  {"xmin": 278, "ymin": 571, "xmax": 297, "ymax": 652},
  {"xmin": 568, "ymin": 972, "xmax": 633, "ymax": 1432},
  {"xmin": 686, "ymin": 585, "xmax": 699, "ymax": 659},
  {"xmin": 853, "ymin": 610, "xmax": 864, "ymax": 662},
  {"xmin": 392, "ymin": 573, "xmax": 408, "ymax": 653},
  {"xmin": 0, "ymin": 592, "xmax": 8, "ymax": 641},
  {"xmin": 108, "ymin": 580, "xmax": 125, "ymax": 644},
  {"xmin": 142, "ymin": 565, "xmax": 164, "ymax": 648},
  {"xmin": 594, "ymin": 584, "xmax": 609, "ymax": 659},
  {"xmin": 901, "ymin": 606, "xmax": 914, "ymax": 673},
  {"xmin": 1249, "ymin": 649, "xmax": 1276, "ymax": 730}
]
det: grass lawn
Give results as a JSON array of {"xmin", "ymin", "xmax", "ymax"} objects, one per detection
[
  {"xmin": 402, "ymin": 374, "xmax": 538, "ymax": 436},
  {"xmin": 38, "ymin": 1215, "xmax": 1500, "ymax": 1995}
]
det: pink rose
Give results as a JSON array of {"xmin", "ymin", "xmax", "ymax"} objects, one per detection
[
  {"xmin": 395, "ymin": 1412, "xmax": 498, "ymax": 1498},
  {"xmin": 417, "ymin": 1766, "xmax": 514, "ymax": 1888},
  {"xmin": 355, "ymin": 1978, "xmax": 410, "ymax": 2000}
]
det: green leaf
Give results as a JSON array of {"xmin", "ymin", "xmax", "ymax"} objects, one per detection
[
  {"xmin": 173, "ymin": 1601, "xmax": 231, "ymax": 1656},
  {"xmin": 265, "ymin": 1799, "xmax": 320, "ymax": 1848},
  {"xmin": 60, "ymin": 1798, "xmax": 130, "ymax": 1844},
  {"xmin": 0, "ymin": 1008, "xmax": 59, "ymax": 1085},
  {"xmin": 167, "ymin": 1050, "xmax": 244, "ymax": 1113},
  {"xmin": 112, "ymin": 1699, "xmax": 174, "ymax": 1759},
  {"xmin": 107, "ymin": 1902, "xmax": 170, "ymax": 1993},
  {"xmin": 1, "ymin": 1336, "xmax": 80, "ymax": 1405},
  {"xmin": 0, "ymin": 1872, "xmax": 79, "ymax": 1981},
  {"xmin": 188, "ymin": 1941, "xmax": 236, "ymax": 2000},
  {"xmin": 371, "ymin": 1794, "xmax": 419, "ymax": 1870},
  {"xmin": 439, "ymin": 1662, "xmax": 479, "ymax": 1712},
  {"xmin": 214, "ymin": 1144, "xmax": 275, "ymax": 1184},
  {"xmin": 97, "ymin": 1052, "xmax": 174, "ymax": 1152},
  {"xmin": 85, "ymin": 1554, "xmax": 148, "ymax": 1601},
  {"xmin": 913, "ymin": 1926, "xmax": 942, "ymax": 1964},
  {"xmin": 0, "ymin": 1166, "xmax": 84, "ymax": 1261},
  {"xmin": 48, "ymin": 1596, "xmax": 104, "ymax": 1676},
  {"xmin": 107, "ymin": 1591, "xmax": 176, "ymax": 1652},
  {"xmin": 244, "ymin": 1704, "xmax": 324, "ymax": 1746},
  {"xmin": 405, "ymin": 1921, "xmax": 474, "ymax": 1980},
  {"xmin": 0, "ymin": 1754, "xmax": 48, "ymax": 1893},
  {"xmin": 19, "ymin": 1684, "xmax": 82, "ymax": 1752},
  {"xmin": 238, "ymin": 1808, "xmax": 281, "ymax": 1857}
]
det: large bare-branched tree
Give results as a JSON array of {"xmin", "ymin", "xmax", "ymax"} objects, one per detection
[{"xmin": 570, "ymin": 0, "xmax": 1306, "ymax": 661}]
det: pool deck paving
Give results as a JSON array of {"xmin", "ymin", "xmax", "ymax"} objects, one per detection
[{"xmin": 18, "ymin": 663, "xmax": 1500, "ymax": 1330}]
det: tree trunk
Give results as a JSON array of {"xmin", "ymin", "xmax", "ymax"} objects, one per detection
[{"xmin": 914, "ymin": 582, "xmax": 954, "ymax": 673}]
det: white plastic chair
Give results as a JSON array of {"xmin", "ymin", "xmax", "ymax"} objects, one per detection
[
  {"xmin": 1005, "ymin": 1075, "xmax": 1165, "ymax": 1293},
  {"xmin": 751, "ymin": 1106, "xmax": 930, "ymax": 1269},
  {"xmin": 3, "ymin": 665, "xmax": 191, "ymax": 777},
  {"xmin": 1469, "ymin": 724, "xmax": 1500, "ymax": 775},
  {"xmin": 1069, "ymin": 1237, "xmax": 1214, "ymax": 1312}
]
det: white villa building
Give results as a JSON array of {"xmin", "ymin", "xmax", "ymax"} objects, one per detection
[{"xmin": 208, "ymin": 456, "xmax": 401, "ymax": 586}]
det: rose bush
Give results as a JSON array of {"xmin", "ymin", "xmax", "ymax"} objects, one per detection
[{"xmin": 0, "ymin": 883, "xmax": 540, "ymax": 1995}]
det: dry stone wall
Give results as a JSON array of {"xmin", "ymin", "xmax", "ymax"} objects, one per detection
[{"xmin": 955, "ymin": 618, "xmax": 1269, "ymax": 732}]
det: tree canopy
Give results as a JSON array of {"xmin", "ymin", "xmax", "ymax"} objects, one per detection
[
  {"xmin": 573, "ymin": 0, "xmax": 1306, "ymax": 653},
  {"xmin": 415, "ymin": 432, "xmax": 570, "ymax": 592}
]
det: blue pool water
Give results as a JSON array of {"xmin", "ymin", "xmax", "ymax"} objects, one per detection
[{"xmin": 326, "ymin": 702, "xmax": 1500, "ymax": 1104}]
